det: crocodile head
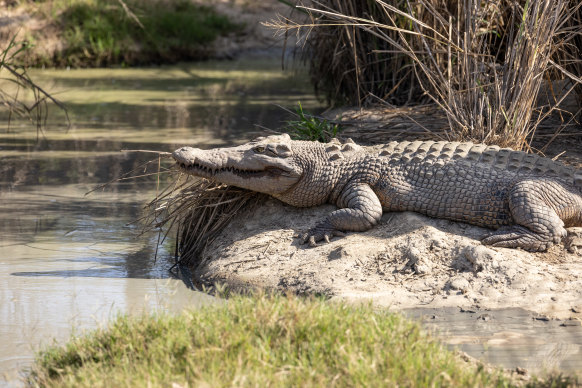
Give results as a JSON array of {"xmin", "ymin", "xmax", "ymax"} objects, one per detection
[{"xmin": 172, "ymin": 134, "xmax": 303, "ymax": 195}]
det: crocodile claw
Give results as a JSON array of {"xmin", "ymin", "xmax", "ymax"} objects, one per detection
[
  {"xmin": 300, "ymin": 226, "xmax": 346, "ymax": 247},
  {"xmin": 308, "ymin": 236, "xmax": 317, "ymax": 247}
]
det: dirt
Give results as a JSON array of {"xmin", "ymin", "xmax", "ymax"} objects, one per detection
[
  {"xmin": 195, "ymin": 195, "xmax": 582, "ymax": 321},
  {"xmin": 206, "ymin": 0, "xmax": 299, "ymax": 59}
]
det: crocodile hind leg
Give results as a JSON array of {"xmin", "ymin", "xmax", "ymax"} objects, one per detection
[
  {"xmin": 482, "ymin": 224, "xmax": 565, "ymax": 252},
  {"xmin": 482, "ymin": 180, "xmax": 567, "ymax": 252},
  {"xmin": 301, "ymin": 183, "xmax": 383, "ymax": 246}
]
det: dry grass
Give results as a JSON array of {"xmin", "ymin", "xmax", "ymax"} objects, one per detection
[
  {"xmin": 552, "ymin": 0, "xmax": 582, "ymax": 123},
  {"xmin": 272, "ymin": 0, "xmax": 426, "ymax": 107},
  {"xmin": 142, "ymin": 174, "xmax": 265, "ymax": 267},
  {"xmin": 329, "ymin": 104, "xmax": 449, "ymax": 143},
  {"xmin": 269, "ymin": 0, "xmax": 582, "ymax": 150}
]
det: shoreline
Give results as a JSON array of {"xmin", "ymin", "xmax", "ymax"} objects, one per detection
[{"xmin": 0, "ymin": 1, "xmax": 294, "ymax": 68}]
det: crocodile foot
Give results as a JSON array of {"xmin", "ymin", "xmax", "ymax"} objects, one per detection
[
  {"xmin": 300, "ymin": 224, "xmax": 346, "ymax": 247},
  {"xmin": 481, "ymin": 225, "xmax": 564, "ymax": 252}
]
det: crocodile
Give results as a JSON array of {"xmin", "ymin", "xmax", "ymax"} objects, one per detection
[{"xmin": 172, "ymin": 134, "xmax": 582, "ymax": 252}]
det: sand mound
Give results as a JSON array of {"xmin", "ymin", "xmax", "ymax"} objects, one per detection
[{"xmin": 194, "ymin": 198, "xmax": 582, "ymax": 320}]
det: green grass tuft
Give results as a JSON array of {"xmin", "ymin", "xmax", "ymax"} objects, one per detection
[
  {"xmin": 26, "ymin": 292, "xmax": 527, "ymax": 387},
  {"xmin": 286, "ymin": 102, "xmax": 340, "ymax": 142}
]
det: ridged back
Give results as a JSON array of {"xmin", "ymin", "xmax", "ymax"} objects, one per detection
[{"xmin": 374, "ymin": 140, "xmax": 581, "ymax": 189}]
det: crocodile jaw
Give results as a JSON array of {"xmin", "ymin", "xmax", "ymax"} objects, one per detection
[{"xmin": 172, "ymin": 146, "xmax": 301, "ymax": 195}]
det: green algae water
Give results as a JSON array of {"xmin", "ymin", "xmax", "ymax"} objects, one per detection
[{"xmin": 0, "ymin": 57, "xmax": 322, "ymax": 386}]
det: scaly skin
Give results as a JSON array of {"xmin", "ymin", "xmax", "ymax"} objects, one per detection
[{"xmin": 172, "ymin": 134, "xmax": 582, "ymax": 252}]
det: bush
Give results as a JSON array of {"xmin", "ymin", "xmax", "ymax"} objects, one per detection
[{"xmin": 272, "ymin": 0, "xmax": 582, "ymax": 149}]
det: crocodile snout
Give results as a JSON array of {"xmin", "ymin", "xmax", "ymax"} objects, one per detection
[{"xmin": 172, "ymin": 146, "xmax": 198, "ymax": 166}]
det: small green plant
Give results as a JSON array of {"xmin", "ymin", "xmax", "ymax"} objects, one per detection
[{"xmin": 286, "ymin": 102, "xmax": 340, "ymax": 142}]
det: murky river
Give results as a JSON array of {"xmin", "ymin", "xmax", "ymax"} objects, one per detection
[
  {"xmin": 0, "ymin": 56, "xmax": 580, "ymax": 385},
  {"xmin": 0, "ymin": 56, "xmax": 322, "ymax": 385}
]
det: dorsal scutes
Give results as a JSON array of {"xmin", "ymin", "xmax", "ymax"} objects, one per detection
[
  {"xmin": 326, "ymin": 138, "xmax": 362, "ymax": 161},
  {"xmin": 373, "ymin": 140, "xmax": 579, "ymax": 186}
]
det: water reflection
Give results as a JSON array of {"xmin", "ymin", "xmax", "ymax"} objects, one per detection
[
  {"xmin": 11, "ymin": 243, "xmax": 166, "ymax": 279},
  {"xmin": 0, "ymin": 56, "xmax": 320, "ymax": 386},
  {"xmin": 406, "ymin": 307, "xmax": 582, "ymax": 373}
]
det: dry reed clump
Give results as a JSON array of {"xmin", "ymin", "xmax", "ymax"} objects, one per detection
[
  {"xmin": 561, "ymin": 0, "xmax": 582, "ymax": 117},
  {"xmin": 143, "ymin": 173, "xmax": 265, "ymax": 267},
  {"xmin": 268, "ymin": 0, "xmax": 582, "ymax": 150}
]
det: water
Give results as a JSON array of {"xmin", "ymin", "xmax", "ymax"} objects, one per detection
[
  {"xmin": 0, "ymin": 56, "xmax": 322, "ymax": 386},
  {"xmin": 406, "ymin": 307, "xmax": 582, "ymax": 374}
]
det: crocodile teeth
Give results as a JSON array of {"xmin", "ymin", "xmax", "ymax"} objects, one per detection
[{"xmin": 180, "ymin": 162, "xmax": 268, "ymax": 177}]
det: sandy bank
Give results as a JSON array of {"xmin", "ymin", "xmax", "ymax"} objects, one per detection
[{"xmin": 193, "ymin": 197, "xmax": 582, "ymax": 321}]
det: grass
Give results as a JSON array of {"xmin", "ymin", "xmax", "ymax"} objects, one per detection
[
  {"xmin": 25, "ymin": 291, "xmax": 544, "ymax": 388},
  {"xmin": 285, "ymin": 102, "xmax": 340, "ymax": 142},
  {"xmin": 28, "ymin": 0, "xmax": 243, "ymax": 67}
]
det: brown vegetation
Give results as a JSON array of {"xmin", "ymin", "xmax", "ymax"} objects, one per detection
[
  {"xmin": 269, "ymin": 0, "xmax": 582, "ymax": 150},
  {"xmin": 143, "ymin": 175, "xmax": 266, "ymax": 267}
]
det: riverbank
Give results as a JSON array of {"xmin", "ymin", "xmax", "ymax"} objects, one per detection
[
  {"xmin": 29, "ymin": 291, "xmax": 556, "ymax": 387},
  {"xmin": 166, "ymin": 113, "xmax": 582, "ymax": 373},
  {"xmin": 0, "ymin": 0, "xmax": 293, "ymax": 67}
]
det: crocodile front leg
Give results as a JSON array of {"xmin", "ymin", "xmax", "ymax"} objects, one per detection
[{"xmin": 301, "ymin": 183, "xmax": 383, "ymax": 246}]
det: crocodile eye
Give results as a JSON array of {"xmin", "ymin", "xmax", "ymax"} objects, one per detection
[{"xmin": 254, "ymin": 146, "xmax": 266, "ymax": 153}]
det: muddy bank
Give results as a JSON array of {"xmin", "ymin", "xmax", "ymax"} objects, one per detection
[
  {"xmin": 189, "ymin": 115, "xmax": 582, "ymax": 321},
  {"xmin": 407, "ymin": 306, "xmax": 582, "ymax": 373},
  {"xmin": 193, "ymin": 198, "xmax": 582, "ymax": 321},
  {"xmin": 0, "ymin": 0, "xmax": 293, "ymax": 66}
]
